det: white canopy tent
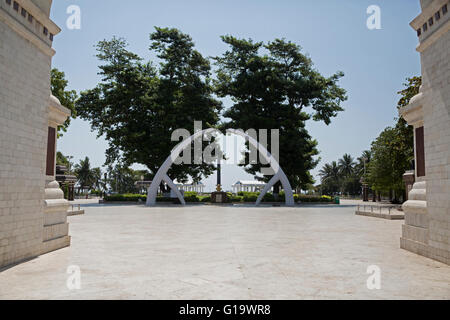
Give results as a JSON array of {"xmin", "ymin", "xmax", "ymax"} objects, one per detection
[
  {"xmin": 174, "ymin": 179, "xmax": 205, "ymax": 193},
  {"xmin": 232, "ymin": 180, "xmax": 266, "ymax": 193}
]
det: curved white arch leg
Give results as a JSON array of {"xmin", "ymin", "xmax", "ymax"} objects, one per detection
[
  {"xmin": 256, "ymin": 174, "xmax": 280, "ymax": 206},
  {"xmin": 279, "ymin": 174, "xmax": 295, "ymax": 206},
  {"xmin": 255, "ymin": 173, "xmax": 294, "ymax": 206},
  {"xmin": 163, "ymin": 174, "xmax": 186, "ymax": 205},
  {"xmin": 146, "ymin": 177, "xmax": 162, "ymax": 206},
  {"xmin": 146, "ymin": 128, "xmax": 295, "ymax": 207}
]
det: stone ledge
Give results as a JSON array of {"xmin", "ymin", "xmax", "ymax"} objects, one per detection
[
  {"xmin": 355, "ymin": 211, "xmax": 404, "ymax": 220},
  {"xmin": 68, "ymin": 209, "xmax": 84, "ymax": 216},
  {"xmin": 405, "ymin": 211, "xmax": 429, "ymax": 228},
  {"xmin": 44, "ymin": 211, "xmax": 67, "ymax": 226},
  {"xmin": 401, "ymin": 237, "xmax": 449, "ymax": 265},
  {"xmin": 402, "ymin": 224, "xmax": 429, "ymax": 244},
  {"xmin": 409, "ymin": 188, "xmax": 427, "ymax": 201},
  {"xmin": 402, "ymin": 200, "xmax": 428, "ymax": 214},
  {"xmin": 41, "ymin": 235, "xmax": 70, "ymax": 255},
  {"xmin": 43, "ymin": 223, "xmax": 68, "ymax": 241}
]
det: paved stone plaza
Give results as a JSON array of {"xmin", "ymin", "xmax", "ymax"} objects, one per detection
[{"xmin": 0, "ymin": 202, "xmax": 449, "ymax": 300}]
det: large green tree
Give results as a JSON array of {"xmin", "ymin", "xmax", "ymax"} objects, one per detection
[
  {"xmin": 51, "ymin": 68, "xmax": 77, "ymax": 136},
  {"xmin": 366, "ymin": 76, "xmax": 420, "ymax": 202},
  {"xmin": 367, "ymin": 127, "xmax": 411, "ymax": 201},
  {"xmin": 214, "ymin": 37, "xmax": 347, "ymax": 190},
  {"xmin": 395, "ymin": 76, "xmax": 421, "ymax": 155},
  {"xmin": 76, "ymin": 28, "xmax": 221, "ymax": 182}
]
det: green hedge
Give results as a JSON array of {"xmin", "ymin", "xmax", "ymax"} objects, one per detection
[
  {"xmin": 231, "ymin": 192, "xmax": 333, "ymax": 203},
  {"xmin": 104, "ymin": 192, "xmax": 334, "ymax": 203},
  {"xmin": 298, "ymin": 195, "xmax": 333, "ymax": 203},
  {"xmin": 104, "ymin": 194, "xmax": 147, "ymax": 202}
]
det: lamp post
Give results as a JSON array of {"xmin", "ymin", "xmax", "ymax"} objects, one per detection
[
  {"xmin": 211, "ymin": 158, "xmax": 228, "ymax": 203},
  {"xmin": 103, "ymin": 172, "xmax": 107, "ymax": 198},
  {"xmin": 216, "ymin": 159, "xmax": 222, "ymax": 192}
]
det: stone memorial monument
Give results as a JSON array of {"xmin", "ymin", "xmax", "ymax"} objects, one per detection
[
  {"xmin": 0, "ymin": 0, "xmax": 71, "ymax": 268},
  {"xmin": 400, "ymin": 0, "xmax": 449, "ymax": 265}
]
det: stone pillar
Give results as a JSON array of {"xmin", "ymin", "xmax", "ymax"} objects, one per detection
[
  {"xmin": 400, "ymin": 89, "xmax": 428, "ymax": 258},
  {"xmin": 403, "ymin": 171, "xmax": 415, "ymax": 201},
  {"xmin": 43, "ymin": 95, "xmax": 71, "ymax": 255},
  {"xmin": 0, "ymin": 0, "xmax": 64, "ymax": 268},
  {"xmin": 399, "ymin": 0, "xmax": 450, "ymax": 265}
]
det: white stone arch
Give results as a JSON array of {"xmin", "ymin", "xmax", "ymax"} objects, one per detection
[{"xmin": 146, "ymin": 128, "xmax": 295, "ymax": 206}]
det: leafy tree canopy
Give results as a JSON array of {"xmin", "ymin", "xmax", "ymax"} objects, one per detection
[
  {"xmin": 56, "ymin": 151, "xmax": 69, "ymax": 167},
  {"xmin": 366, "ymin": 76, "xmax": 420, "ymax": 201},
  {"xmin": 51, "ymin": 68, "xmax": 77, "ymax": 136},
  {"xmin": 76, "ymin": 28, "xmax": 222, "ymax": 182},
  {"xmin": 214, "ymin": 36, "xmax": 347, "ymax": 189}
]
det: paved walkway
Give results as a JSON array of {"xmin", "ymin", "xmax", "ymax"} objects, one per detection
[{"xmin": 0, "ymin": 204, "xmax": 449, "ymax": 299}]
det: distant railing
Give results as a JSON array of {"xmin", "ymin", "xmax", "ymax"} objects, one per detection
[
  {"xmin": 70, "ymin": 204, "xmax": 81, "ymax": 212},
  {"xmin": 357, "ymin": 204, "xmax": 401, "ymax": 215}
]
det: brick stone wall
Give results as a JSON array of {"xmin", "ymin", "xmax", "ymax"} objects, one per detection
[
  {"xmin": 0, "ymin": 0, "xmax": 59, "ymax": 268},
  {"xmin": 401, "ymin": 0, "xmax": 449, "ymax": 264},
  {"xmin": 421, "ymin": 28, "xmax": 450, "ymax": 262}
]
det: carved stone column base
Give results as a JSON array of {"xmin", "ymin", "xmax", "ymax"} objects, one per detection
[{"xmin": 42, "ymin": 181, "xmax": 70, "ymax": 255}]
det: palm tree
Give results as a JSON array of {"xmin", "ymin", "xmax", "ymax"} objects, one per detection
[
  {"xmin": 91, "ymin": 167, "xmax": 102, "ymax": 191},
  {"xmin": 74, "ymin": 157, "xmax": 95, "ymax": 193},
  {"xmin": 338, "ymin": 154, "xmax": 356, "ymax": 177},
  {"xmin": 319, "ymin": 161, "xmax": 341, "ymax": 195},
  {"xmin": 356, "ymin": 150, "xmax": 372, "ymax": 177}
]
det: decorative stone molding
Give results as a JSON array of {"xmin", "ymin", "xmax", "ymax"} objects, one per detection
[
  {"xmin": 412, "ymin": 0, "xmax": 448, "ymax": 31},
  {"xmin": 42, "ymin": 180, "xmax": 70, "ymax": 255},
  {"xmin": 400, "ymin": 91, "xmax": 424, "ymax": 127},
  {"xmin": 401, "ymin": 181, "xmax": 429, "ymax": 254},
  {"xmin": 30, "ymin": 0, "xmax": 52, "ymax": 16},
  {"xmin": 411, "ymin": 0, "xmax": 449, "ymax": 51},
  {"xmin": 417, "ymin": 16, "xmax": 450, "ymax": 52},
  {"xmin": 43, "ymin": 95, "xmax": 71, "ymax": 254},
  {"xmin": 48, "ymin": 95, "xmax": 71, "ymax": 128},
  {"xmin": 0, "ymin": 0, "xmax": 60, "ymax": 56},
  {"xmin": 400, "ymin": 0, "xmax": 450, "ymax": 265}
]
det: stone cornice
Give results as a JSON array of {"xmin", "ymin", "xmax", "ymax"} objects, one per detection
[
  {"xmin": 20, "ymin": 0, "xmax": 60, "ymax": 35},
  {"xmin": 400, "ymin": 92, "xmax": 424, "ymax": 127},
  {"xmin": 48, "ymin": 95, "xmax": 71, "ymax": 127},
  {"xmin": 416, "ymin": 17, "xmax": 450, "ymax": 52},
  {"xmin": 411, "ymin": 0, "xmax": 447, "ymax": 30},
  {"xmin": 0, "ymin": 2, "xmax": 57, "ymax": 56}
]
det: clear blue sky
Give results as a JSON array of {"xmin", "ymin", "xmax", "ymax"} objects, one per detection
[{"xmin": 51, "ymin": 0, "xmax": 421, "ymax": 192}]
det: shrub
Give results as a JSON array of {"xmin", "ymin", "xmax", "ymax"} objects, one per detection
[
  {"xmin": 229, "ymin": 195, "xmax": 244, "ymax": 203},
  {"xmin": 200, "ymin": 196, "xmax": 211, "ymax": 203},
  {"xmin": 184, "ymin": 191, "xmax": 198, "ymax": 197},
  {"xmin": 104, "ymin": 194, "xmax": 147, "ymax": 202},
  {"xmin": 156, "ymin": 196, "xmax": 173, "ymax": 202},
  {"xmin": 262, "ymin": 192, "xmax": 274, "ymax": 202},
  {"xmin": 185, "ymin": 194, "xmax": 200, "ymax": 202},
  {"xmin": 90, "ymin": 189, "xmax": 103, "ymax": 196},
  {"xmin": 297, "ymin": 195, "xmax": 333, "ymax": 203},
  {"xmin": 104, "ymin": 193, "xmax": 204, "ymax": 203},
  {"xmin": 243, "ymin": 193, "xmax": 258, "ymax": 202},
  {"xmin": 261, "ymin": 192, "xmax": 286, "ymax": 202}
]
